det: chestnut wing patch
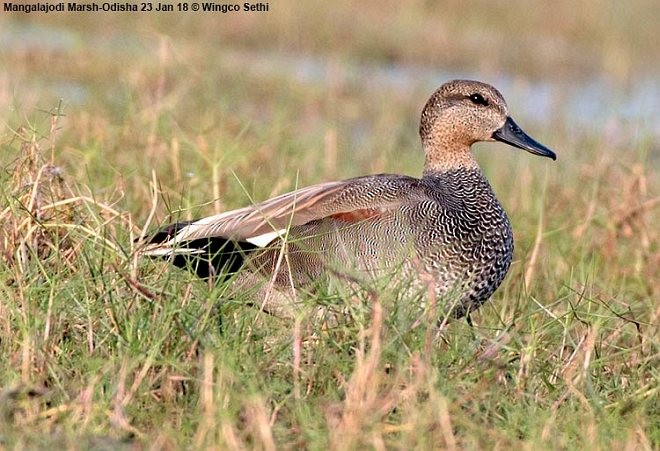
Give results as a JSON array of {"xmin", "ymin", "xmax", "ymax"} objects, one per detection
[{"xmin": 329, "ymin": 207, "xmax": 389, "ymax": 223}]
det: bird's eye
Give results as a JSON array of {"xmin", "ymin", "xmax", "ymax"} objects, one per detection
[{"xmin": 469, "ymin": 93, "xmax": 488, "ymax": 106}]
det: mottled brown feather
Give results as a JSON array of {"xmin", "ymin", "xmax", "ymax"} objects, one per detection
[{"xmin": 141, "ymin": 79, "xmax": 556, "ymax": 319}]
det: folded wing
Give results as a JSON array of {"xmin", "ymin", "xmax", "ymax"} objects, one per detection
[{"xmin": 141, "ymin": 174, "xmax": 422, "ymax": 254}]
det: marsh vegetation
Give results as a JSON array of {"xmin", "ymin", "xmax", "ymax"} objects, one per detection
[{"xmin": 0, "ymin": 1, "xmax": 658, "ymax": 448}]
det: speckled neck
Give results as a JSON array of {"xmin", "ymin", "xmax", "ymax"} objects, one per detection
[{"xmin": 422, "ymin": 143, "xmax": 480, "ymax": 176}]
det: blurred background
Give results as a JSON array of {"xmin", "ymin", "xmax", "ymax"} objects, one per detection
[
  {"xmin": 2, "ymin": 1, "xmax": 658, "ymax": 186},
  {"xmin": 0, "ymin": 2, "xmax": 657, "ymax": 447},
  {"xmin": 0, "ymin": 0, "xmax": 657, "ymax": 279}
]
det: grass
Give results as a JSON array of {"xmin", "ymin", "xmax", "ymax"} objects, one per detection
[{"xmin": 1, "ymin": 2, "xmax": 658, "ymax": 449}]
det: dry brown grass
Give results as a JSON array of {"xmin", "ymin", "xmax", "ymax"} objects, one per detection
[{"xmin": 0, "ymin": 2, "xmax": 658, "ymax": 448}]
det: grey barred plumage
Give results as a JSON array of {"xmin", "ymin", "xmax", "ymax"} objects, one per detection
[{"xmin": 140, "ymin": 80, "xmax": 556, "ymax": 319}]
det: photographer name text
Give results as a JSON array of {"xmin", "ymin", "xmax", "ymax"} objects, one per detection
[{"xmin": 4, "ymin": 2, "xmax": 270, "ymax": 13}]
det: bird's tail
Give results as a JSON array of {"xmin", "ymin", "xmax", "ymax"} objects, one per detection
[{"xmin": 140, "ymin": 221, "xmax": 259, "ymax": 281}]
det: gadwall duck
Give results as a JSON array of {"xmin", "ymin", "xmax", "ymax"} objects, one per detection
[{"xmin": 141, "ymin": 80, "xmax": 556, "ymax": 318}]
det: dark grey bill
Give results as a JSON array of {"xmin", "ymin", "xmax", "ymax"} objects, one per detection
[{"xmin": 493, "ymin": 116, "xmax": 557, "ymax": 160}]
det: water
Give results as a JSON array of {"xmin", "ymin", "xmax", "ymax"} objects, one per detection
[
  {"xmin": 220, "ymin": 50, "xmax": 659, "ymax": 135},
  {"xmin": 1, "ymin": 22, "xmax": 658, "ymax": 138}
]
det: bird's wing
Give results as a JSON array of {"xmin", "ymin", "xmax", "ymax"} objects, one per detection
[{"xmin": 143, "ymin": 174, "xmax": 422, "ymax": 249}]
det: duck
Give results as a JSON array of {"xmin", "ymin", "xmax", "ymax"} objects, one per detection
[{"xmin": 140, "ymin": 80, "xmax": 556, "ymax": 319}]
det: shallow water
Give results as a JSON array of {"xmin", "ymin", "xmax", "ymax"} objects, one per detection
[
  {"xmin": 216, "ymin": 50, "xmax": 660, "ymax": 135},
  {"xmin": 1, "ymin": 22, "xmax": 658, "ymax": 139}
]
